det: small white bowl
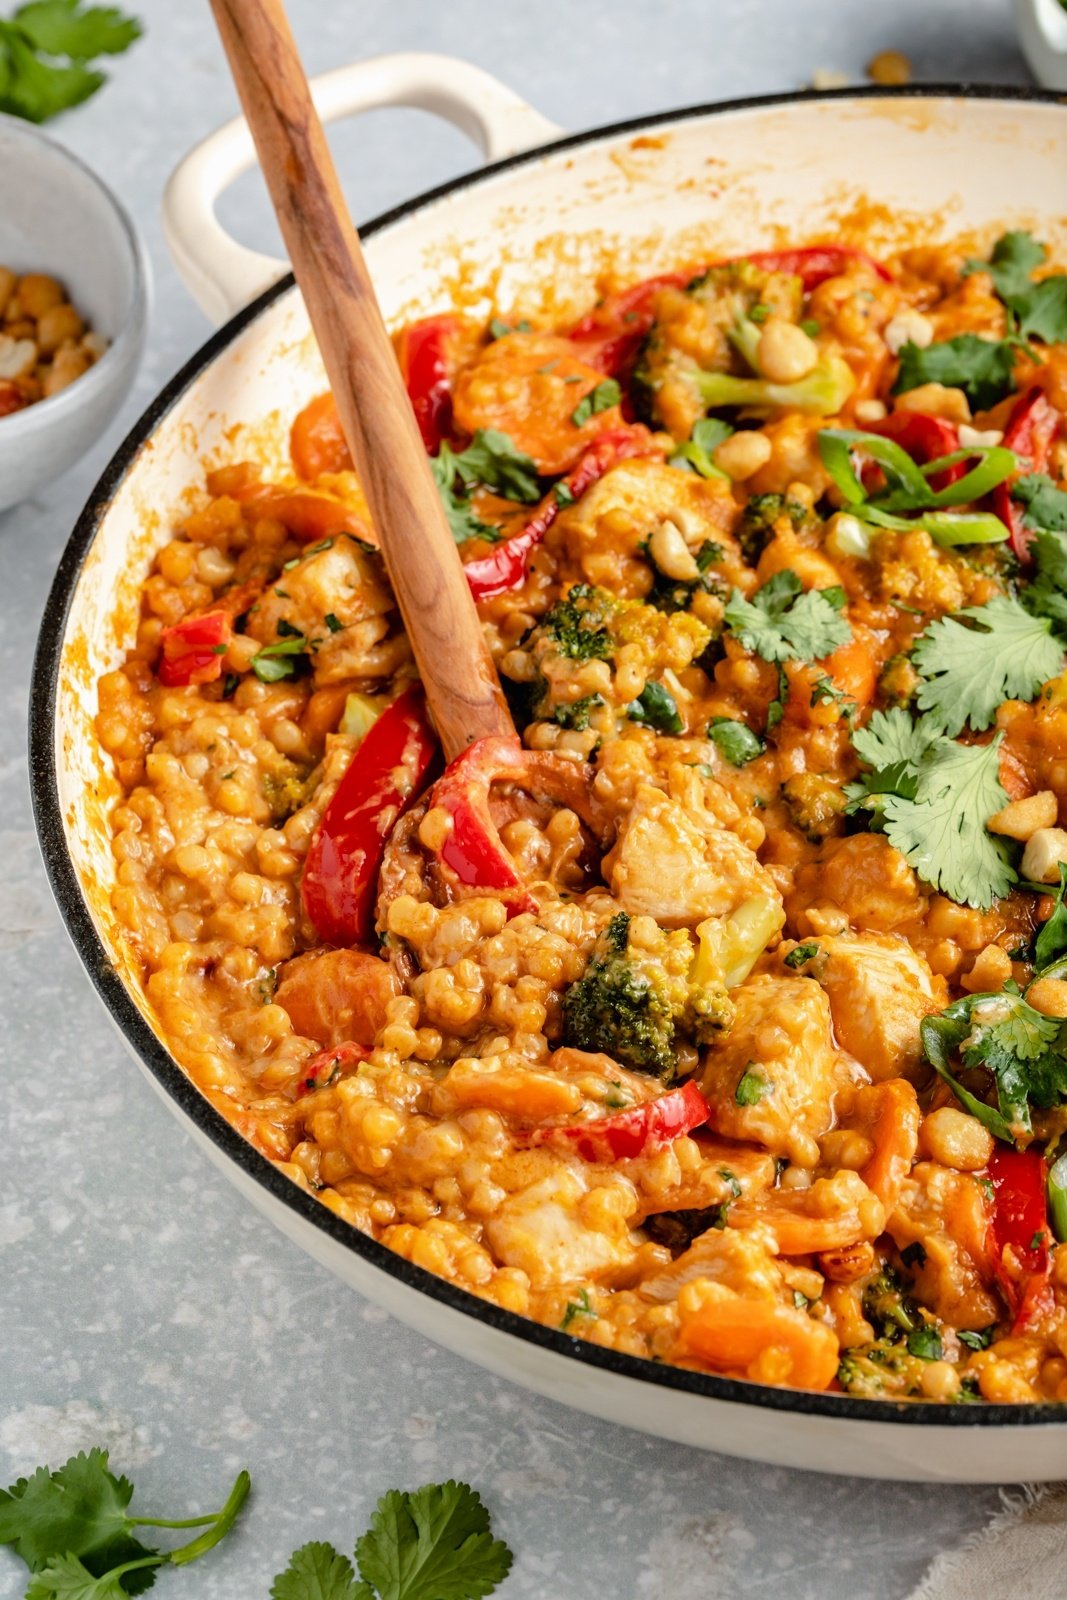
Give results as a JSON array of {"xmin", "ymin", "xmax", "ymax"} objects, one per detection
[
  {"xmin": 1016, "ymin": 0, "xmax": 1067, "ymax": 89},
  {"xmin": 0, "ymin": 113, "xmax": 150, "ymax": 514}
]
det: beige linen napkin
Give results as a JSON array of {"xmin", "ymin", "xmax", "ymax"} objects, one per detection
[{"xmin": 906, "ymin": 1486, "xmax": 1067, "ymax": 1600}]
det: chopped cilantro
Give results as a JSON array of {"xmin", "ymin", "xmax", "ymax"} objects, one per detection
[
  {"xmin": 893, "ymin": 333, "xmax": 1018, "ymax": 411},
  {"xmin": 784, "ymin": 942, "xmax": 820, "ymax": 969},
  {"xmin": 708, "ymin": 717, "xmax": 764, "ymax": 766},
  {"xmin": 958, "ymin": 1326, "xmax": 996, "ymax": 1351},
  {"xmin": 251, "ymin": 634, "xmax": 309, "ymax": 682},
  {"xmin": 1035, "ymin": 865, "xmax": 1067, "ymax": 970},
  {"xmin": 560, "ymin": 1289, "xmax": 595, "ymax": 1331},
  {"xmin": 964, "ymin": 230, "xmax": 1067, "ymax": 344},
  {"xmin": 906, "ymin": 1325, "xmax": 944, "ymax": 1361},
  {"xmin": 668, "ymin": 417, "xmax": 732, "ymax": 480},
  {"xmin": 431, "ymin": 429, "xmax": 539, "ymax": 544},
  {"xmin": 735, "ymin": 1066, "xmax": 770, "ymax": 1106},
  {"xmin": 324, "ymin": 612, "xmax": 343, "ymax": 633},
  {"xmin": 921, "ymin": 986, "xmax": 1067, "ymax": 1140},
  {"xmin": 911, "ymin": 596, "xmax": 1064, "ymax": 736},
  {"xmin": 628, "ymin": 680, "xmax": 683, "ymax": 734},
  {"xmin": 723, "ymin": 569, "xmax": 852, "ymax": 664},
  {"xmin": 570, "ymin": 378, "xmax": 621, "ymax": 426}
]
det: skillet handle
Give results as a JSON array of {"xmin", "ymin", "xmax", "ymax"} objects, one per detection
[{"xmin": 162, "ymin": 51, "xmax": 563, "ymax": 325}]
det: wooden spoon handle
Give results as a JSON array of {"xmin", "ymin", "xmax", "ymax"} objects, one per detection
[{"xmin": 208, "ymin": 0, "xmax": 514, "ymax": 760}]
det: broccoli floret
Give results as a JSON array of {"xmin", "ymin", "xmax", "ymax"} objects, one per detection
[
  {"xmin": 562, "ymin": 910, "xmax": 734, "ymax": 1078},
  {"xmin": 838, "ymin": 1268, "xmax": 950, "ymax": 1395},
  {"xmin": 735, "ymin": 491, "xmax": 810, "ymax": 565},
  {"xmin": 562, "ymin": 913, "xmax": 678, "ymax": 1077},
  {"xmin": 632, "ymin": 265, "xmax": 852, "ymax": 435},
  {"xmin": 863, "ymin": 1268, "xmax": 919, "ymax": 1340},
  {"xmin": 539, "ymin": 583, "xmax": 617, "ymax": 659},
  {"xmin": 837, "ymin": 1343, "xmax": 928, "ymax": 1399},
  {"xmin": 694, "ymin": 354, "xmax": 855, "ymax": 418}
]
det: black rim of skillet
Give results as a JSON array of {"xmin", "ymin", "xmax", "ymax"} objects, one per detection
[{"xmin": 29, "ymin": 83, "xmax": 1067, "ymax": 1435}]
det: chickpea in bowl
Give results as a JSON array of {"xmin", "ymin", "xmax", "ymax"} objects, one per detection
[
  {"xmin": 0, "ymin": 112, "xmax": 150, "ymax": 515},
  {"xmin": 0, "ymin": 269, "xmax": 108, "ymax": 418}
]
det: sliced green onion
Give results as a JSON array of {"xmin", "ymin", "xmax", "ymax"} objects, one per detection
[
  {"xmin": 879, "ymin": 445, "xmax": 1019, "ymax": 511},
  {"xmin": 818, "ymin": 428, "xmax": 931, "ymax": 506},
  {"xmin": 1050, "ymin": 1151, "xmax": 1067, "ymax": 1243},
  {"xmin": 855, "ymin": 503, "xmax": 1010, "ymax": 546}
]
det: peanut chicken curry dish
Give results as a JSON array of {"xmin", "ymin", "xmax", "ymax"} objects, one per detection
[{"xmin": 99, "ymin": 232, "xmax": 1067, "ymax": 1402}]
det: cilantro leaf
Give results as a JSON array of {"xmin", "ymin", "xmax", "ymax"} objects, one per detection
[
  {"xmin": 0, "ymin": 1450, "xmax": 156, "ymax": 1585},
  {"xmin": 628, "ymin": 679, "xmax": 683, "ymax": 734},
  {"xmin": 1035, "ymin": 864, "xmax": 1067, "ymax": 970},
  {"xmin": 24, "ymin": 1551, "xmax": 138, "ymax": 1599},
  {"xmin": 445, "ymin": 429, "xmax": 540, "ymax": 504},
  {"xmin": 912, "ymin": 596, "xmax": 1064, "ymax": 736},
  {"xmin": 571, "ymin": 379, "xmax": 620, "ymax": 426},
  {"xmin": 735, "ymin": 1067, "xmax": 769, "ymax": 1105},
  {"xmin": 431, "ymin": 430, "xmax": 538, "ymax": 544},
  {"xmin": 1014, "ymin": 473, "xmax": 1067, "ymax": 536},
  {"xmin": 879, "ymin": 736, "xmax": 1013, "ymax": 910},
  {"xmin": 723, "ymin": 570, "xmax": 851, "ymax": 664},
  {"xmin": 893, "ymin": 334, "xmax": 1017, "ymax": 411},
  {"xmin": 922, "ymin": 987, "xmax": 1067, "ymax": 1138},
  {"xmin": 965, "ymin": 230, "xmax": 1047, "ymax": 305},
  {"xmin": 851, "ymin": 707, "xmax": 941, "ymax": 772},
  {"xmin": 14, "ymin": 0, "xmax": 140, "ymax": 58},
  {"xmin": 0, "ymin": 0, "xmax": 139, "ymax": 122},
  {"xmin": 964, "ymin": 231, "xmax": 1067, "ymax": 344},
  {"xmin": 668, "ymin": 417, "xmax": 732, "ymax": 479},
  {"xmin": 270, "ymin": 1542, "xmax": 371, "ymax": 1600},
  {"xmin": 355, "ymin": 1482, "xmax": 512, "ymax": 1600},
  {"xmin": 708, "ymin": 717, "xmax": 764, "ymax": 766}
]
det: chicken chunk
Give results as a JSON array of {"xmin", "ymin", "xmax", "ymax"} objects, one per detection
[
  {"xmin": 888, "ymin": 1161, "xmax": 1000, "ymax": 1331},
  {"xmin": 787, "ymin": 832, "xmax": 927, "ymax": 936},
  {"xmin": 698, "ymin": 974, "xmax": 848, "ymax": 1161},
  {"xmin": 245, "ymin": 535, "xmax": 406, "ymax": 685},
  {"xmin": 547, "ymin": 457, "xmax": 741, "ymax": 597},
  {"xmin": 813, "ymin": 932, "xmax": 947, "ymax": 1081},
  {"xmin": 605, "ymin": 783, "xmax": 779, "ymax": 929},
  {"xmin": 486, "ymin": 1168, "xmax": 639, "ymax": 1287}
]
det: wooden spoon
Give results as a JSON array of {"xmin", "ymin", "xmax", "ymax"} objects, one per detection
[{"xmin": 208, "ymin": 0, "xmax": 514, "ymax": 761}]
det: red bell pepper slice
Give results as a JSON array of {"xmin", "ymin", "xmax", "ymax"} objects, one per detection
[
  {"xmin": 395, "ymin": 313, "xmax": 461, "ymax": 453},
  {"xmin": 462, "ymin": 425, "xmax": 661, "ymax": 602},
  {"xmin": 993, "ymin": 387, "xmax": 1060, "ymax": 564},
  {"xmin": 301, "ymin": 686, "xmax": 439, "ymax": 946},
  {"xmin": 295, "ymin": 1039, "xmax": 369, "ymax": 1097},
  {"xmin": 157, "ymin": 609, "xmax": 232, "ymax": 687},
  {"xmin": 426, "ymin": 735, "xmax": 601, "ymax": 910},
  {"xmin": 863, "ymin": 411, "xmax": 965, "ymax": 494},
  {"xmin": 717, "ymin": 244, "xmax": 890, "ymax": 289},
  {"xmin": 530, "ymin": 1079, "xmax": 711, "ymax": 1163},
  {"xmin": 568, "ymin": 272, "xmax": 689, "ymax": 376},
  {"xmin": 987, "ymin": 1144, "xmax": 1054, "ymax": 1333}
]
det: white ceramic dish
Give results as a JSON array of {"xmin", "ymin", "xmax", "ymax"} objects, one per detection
[
  {"xmin": 1016, "ymin": 0, "xmax": 1067, "ymax": 91},
  {"xmin": 0, "ymin": 114, "xmax": 150, "ymax": 515},
  {"xmin": 31, "ymin": 56, "xmax": 1067, "ymax": 1481}
]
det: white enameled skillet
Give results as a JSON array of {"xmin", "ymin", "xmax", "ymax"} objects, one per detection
[{"xmin": 30, "ymin": 55, "xmax": 1067, "ymax": 1480}]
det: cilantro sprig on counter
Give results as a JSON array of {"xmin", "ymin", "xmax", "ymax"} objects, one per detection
[
  {"xmin": 272, "ymin": 1481, "xmax": 512, "ymax": 1600},
  {"xmin": 0, "ymin": 1449, "xmax": 249, "ymax": 1598},
  {"xmin": 0, "ymin": 1450, "xmax": 512, "ymax": 1600},
  {"xmin": 0, "ymin": 0, "xmax": 141, "ymax": 122}
]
